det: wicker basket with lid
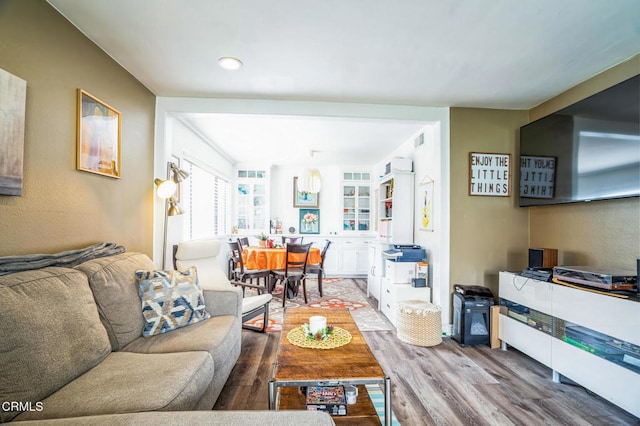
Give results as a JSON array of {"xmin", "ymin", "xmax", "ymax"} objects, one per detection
[{"xmin": 396, "ymin": 300, "xmax": 442, "ymax": 347}]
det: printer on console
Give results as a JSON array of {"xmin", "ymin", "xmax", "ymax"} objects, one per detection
[{"xmin": 382, "ymin": 244, "xmax": 426, "ymax": 262}]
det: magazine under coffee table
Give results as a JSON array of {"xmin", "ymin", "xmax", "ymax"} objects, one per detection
[{"xmin": 269, "ymin": 307, "xmax": 390, "ymax": 425}]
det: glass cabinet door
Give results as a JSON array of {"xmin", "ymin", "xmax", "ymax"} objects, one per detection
[
  {"xmin": 236, "ymin": 169, "xmax": 267, "ymax": 231},
  {"xmin": 342, "ymin": 172, "xmax": 371, "ymax": 231},
  {"xmin": 237, "ymin": 183, "xmax": 250, "ymax": 230},
  {"xmin": 357, "ymin": 185, "xmax": 370, "ymax": 231},
  {"xmin": 252, "ymin": 182, "xmax": 266, "ymax": 230},
  {"xmin": 343, "ymin": 185, "xmax": 356, "ymax": 230}
]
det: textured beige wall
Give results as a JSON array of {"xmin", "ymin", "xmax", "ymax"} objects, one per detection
[
  {"xmin": 528, "ymin": 56, "xmax": 640, "ymax": 271},
  {"xmin": 0, "ymin": 0, "xmax": 155, "ymax": 256},
  {"xmin": 449, "ymin": 56, "xmax": 640, "ymax": 305},
  {"xmin": 449, "ymin": 108, "xmax": 529, "ymax": 299},
  {"xmin": 529, "ymin": 198, "xmax": 639, "ymax": 270}
]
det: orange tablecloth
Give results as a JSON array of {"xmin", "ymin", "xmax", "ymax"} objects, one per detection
[{"xmin": 243, "ymin": 246, "xmax": 321, "ymax": 270}]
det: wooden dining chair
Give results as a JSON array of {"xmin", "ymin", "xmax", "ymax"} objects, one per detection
[
  {"xmin": 236, "ymin": 237, "xmax": 250, "ymax": 262},
  {"xmin": 226, "ymin": 237, "xmax": 250, "ymax": 280},
  {"xmin": 281, "ymin": 236, "xmax": 303, "ymax": 245},
  {"xmin": 228, "ymin": 241, "xmax": 270, "ymax": 294},
  {"xmin": 270, "ymin": 242, "xmax": 312, "ymax": 307},
  {"xmin": 237, "ymin": 236, "xmax": 250, "ymax": 248},
  {"xmin": 306, "ymin": 239, "xmax": 332, "ymax": 297}
]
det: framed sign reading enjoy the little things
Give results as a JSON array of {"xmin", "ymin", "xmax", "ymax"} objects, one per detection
[{"xmin": 469, "ymin": 152, "xmax": 511, "ymax": 197}]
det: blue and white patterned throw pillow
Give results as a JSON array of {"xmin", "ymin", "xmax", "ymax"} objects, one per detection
[{"xmin": 135, "ymin": 267, "xmax": 210, "ymax": 337}]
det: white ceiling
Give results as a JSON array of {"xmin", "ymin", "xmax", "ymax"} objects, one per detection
[
  {"xmin": 47, "ymin": 0, "xmax": 640, "ymax": 166},
  {"xmin": 178, "ymin": 113, "xmax": 429, "ymax": 166}
]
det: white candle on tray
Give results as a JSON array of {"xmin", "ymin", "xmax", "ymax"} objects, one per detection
[{"xmin": 309, "ymin": 316, "xmax": 326, "ymax": 334}]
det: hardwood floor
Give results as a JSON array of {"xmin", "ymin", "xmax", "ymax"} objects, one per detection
[{"xmin": 214, "ymin": 282, "xmax": 638, "ymax": 425}]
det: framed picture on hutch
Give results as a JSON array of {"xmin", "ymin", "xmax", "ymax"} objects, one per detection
[
  {"xmin": 299, "ymin": 209, "xmax": 320, "ymax": 234},
  {"xmin": 293, "ymin": 177, "xmax": 319, "ymax": 207}
]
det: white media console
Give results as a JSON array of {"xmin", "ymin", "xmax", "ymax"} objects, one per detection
[{"xmin": 498, "ymin": 271, "xmax": 639, "ymax": 418}]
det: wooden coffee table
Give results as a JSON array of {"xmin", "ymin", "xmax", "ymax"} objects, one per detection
[{"xmin": 269, "ymin": 307, "xmax": 390, "ymax": 425}]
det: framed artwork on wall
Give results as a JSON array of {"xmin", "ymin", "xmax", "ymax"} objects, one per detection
[
  {"xmin": 293, "ymin": 176, "xmax": 319, "ymax": 207},
  {"xmin": 419, "ymin": 176, "xmax": 434, "ymax": 232},
  {"xmin": 76, "ymin": 89, "xmax": 121, "ymax": 178},
  {"xmin": 299, "ymin": 208, "xmax": 320, "ymax": 234},
  {"xmin": 469, "ymin": 152, "xmax": 511, "ymax": 197},
  {"xmin": 0, "ymin": 68, "xmax": 26, "ymax": 196}
]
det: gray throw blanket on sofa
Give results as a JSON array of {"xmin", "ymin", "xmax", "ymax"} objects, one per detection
[{"xmin": 0, "ymin": 242, "xmax": 126, "ymax": 276}]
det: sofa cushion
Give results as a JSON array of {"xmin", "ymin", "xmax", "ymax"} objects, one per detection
[
  {"xmin": 75, "ymin": 252, "xmax": 157, "ymax": 350},
  {"xmin": 123, "ymin": 314, "xmax": 239, "ymax": 367},
  {"xmin": 0, "ymin": 267, "xmax": 111, "ymax": 423},
  {"xmin": 135, "ymin": 267, "xmax": 211, "ymax": 337},
  {"xmin": 123, "ymin": 311, "xmax": 241, "ymax": 408},
  {"xmin": 14, "ymin": 351, "xmax": 214, "ymax": 422}
]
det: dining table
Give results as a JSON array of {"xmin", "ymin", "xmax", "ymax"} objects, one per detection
[{"xmin": 242, "ymin": 246, "xmax": 321, "ymax": 271}]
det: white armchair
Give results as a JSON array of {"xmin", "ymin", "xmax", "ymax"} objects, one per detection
[{"xmin": 174, "ymin": 239, "xmax": 273, "ymax": 332}]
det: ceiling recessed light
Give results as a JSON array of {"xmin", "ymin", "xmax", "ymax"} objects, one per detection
[{"xmin": 218, "ymin": 57, "xmax": 243, "ymax": 70}]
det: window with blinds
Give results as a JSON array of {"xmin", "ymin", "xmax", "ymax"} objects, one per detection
[{"xmin": 183, "ymin": 160, "xmax": 230, "ymax": 239}]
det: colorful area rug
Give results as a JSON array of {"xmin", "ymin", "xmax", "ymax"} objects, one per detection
[{"xmin": 243, "ymin": 278, "xmax": 392, "ymax": 332}]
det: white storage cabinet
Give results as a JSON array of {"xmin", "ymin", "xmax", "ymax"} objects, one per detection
[
  {"xmin": 498, "ymin": 271, "xmax": 640, "ymax": 418},
  {"xmin": 380, "ymin": 260, "xmax": 430, "ymax": 327}
]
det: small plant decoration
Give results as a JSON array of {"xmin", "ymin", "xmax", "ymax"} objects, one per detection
[{"xmin": 302, "ymin": 323, "xmax": 334, "ymax": 341}]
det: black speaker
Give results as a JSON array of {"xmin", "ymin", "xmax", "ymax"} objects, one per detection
[{"xmin": 528, "ymin": 248, "xmax": 558, "ymax": 269}]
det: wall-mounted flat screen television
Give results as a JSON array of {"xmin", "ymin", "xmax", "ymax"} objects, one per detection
[{"xmin": 519, "ymin": 75, "xmax": 639, "ymax": 207}]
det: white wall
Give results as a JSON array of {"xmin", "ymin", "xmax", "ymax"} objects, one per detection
[
  {"xmin": 156, "ymin": 117, "xmax": 235, "ymax": 269},
  {"xmin": 269, "ymin": 165, "xmax": 344, "ymax": 235},
  {"xmin": 375, "ymin": 121, "xmax": 452, "ymax": 332},
  {"xmin": 413, "ymin": 122, "xmax": 451, "ymax": 332},
  {"xmin": 230, "ymin": 163, "xmax": 348, "ymax": 239},
  {"xmin": 172, "ymin": 118, "xmax": 234, "ymax": 178}
]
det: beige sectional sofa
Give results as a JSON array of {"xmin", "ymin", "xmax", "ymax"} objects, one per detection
[{"xmin": 0, "ymin": 250, "xmax": 333, "ymax": 425}]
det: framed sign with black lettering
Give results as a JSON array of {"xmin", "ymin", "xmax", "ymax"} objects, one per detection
[
  {"xmin": 469, "ymin": 152, "xmax": 511, "ymax": 197},
  {"xmin": 520, "ymin": 155, "xmax": 556, "ymax": 199}
]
